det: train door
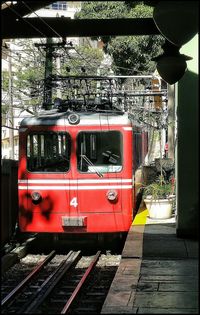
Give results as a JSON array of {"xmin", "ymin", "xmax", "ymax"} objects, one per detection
[
  {"xmin": 75, "ymin": 130, "xmax": 125, "ymax": 231},
  {"xmin": 24, "ymin": 131, "xmax": 71, "ymax": 232}
]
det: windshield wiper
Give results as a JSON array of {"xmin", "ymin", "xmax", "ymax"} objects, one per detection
[{"xmin": 80, "ymin": 155, "xmax": 103, "ymax": 178}]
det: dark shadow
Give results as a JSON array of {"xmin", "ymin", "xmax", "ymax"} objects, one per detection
[
  {"xmin": 142, "ymin": 222, "xmax": 199, "ymax": 259},
  {"xmin": 176, "ymin": 69, "xmax": 199, "ymax": 239},
  {"xmin": 28, "ymin": 232, "xmax": 127, "ymax": 255}
]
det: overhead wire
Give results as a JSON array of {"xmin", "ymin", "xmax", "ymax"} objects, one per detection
[
  {"xmin": 18, "ymin": 2, "xmax": 114, "ymax": 73},
  {"xmin": 3, "ymin": 2, "xmax": 157, "ymax": 114},
  {"xmin": 2, "ymin": 4, "xmax": 167, "ymax": 137},
  {"xmin": 4, "ymin": 3, "xmax": 133, "ymax": 76},
  {"xmin": 22, "ymin": 1, "xmax": 62, "ymax": 38},
  {"xmin": 4, "ymin": 2, "xmax": 48, "ymax": 38},
  {"xmin": 3, "ymin": 2, "xmax": 146, "ymax": 75},
  {"xmin": 2, "ymin": 49, "xmax": 43, "ymax": 66},
  {"xmin": 3, "ymin": 2, "xmax": 52, "ymax": 69},
  {"xmin": 2, "ymin": 41, "xmax": 44, "ymax": 58},
  {"xmin": 2, "ymin": 125, "xmax": 19, "ymax": 130}
]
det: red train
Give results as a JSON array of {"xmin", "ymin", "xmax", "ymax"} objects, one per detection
[{"xmin": 18, "ymin": 108, "xmax": 147, "ymax": 235}]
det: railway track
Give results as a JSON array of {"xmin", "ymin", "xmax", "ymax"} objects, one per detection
[{"xmin": 1, "ymin": 250, "xmax": 120, "ymax": 314}]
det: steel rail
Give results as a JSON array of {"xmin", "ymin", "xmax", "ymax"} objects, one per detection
[
  {"xmin": 1, "ymin": 250, "xmax": 56, "ymax": 307},
  {"xmin": 61, "ymin": 250, "xmax": 101, "ymax": 314},
  {"xmin": 21, "ymin": 250, "xmax": 81, "ymax": 314}
]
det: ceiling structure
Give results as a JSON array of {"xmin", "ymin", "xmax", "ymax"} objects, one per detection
[{"xmin": 1, "ymin": 1, "xmax": 160, "ymax": 39}]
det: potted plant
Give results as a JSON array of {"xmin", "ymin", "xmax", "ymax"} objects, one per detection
[{"xmin": 143, "ymin": 175, "xmax": 175, "ymax": 219}]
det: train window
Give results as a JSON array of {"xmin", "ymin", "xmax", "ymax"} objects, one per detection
[
  {"xmin": 77, "ymin": 131, "xmax": 123, "ymax": 174},
  {"xmin": 27, "ymin": 132, "xmax": 71, "ymax": 172}
]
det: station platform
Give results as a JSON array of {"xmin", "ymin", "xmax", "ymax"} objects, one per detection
[{"xmin": 101, "ymin": 206, "xmax": 199, "ymax": 314}]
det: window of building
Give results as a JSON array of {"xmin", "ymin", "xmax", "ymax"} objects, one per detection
[
  {"xmin": 77, "ymin": 131, "xmax": 123, "ymax": 174},
  {"xmin": 14, "ymin": 138, "xmax": 18, "ymax": 146},
  {"xmin": 49, "ymin": 2, "xmax": 68, "ymax": 10},
  {"xmin": 27, "ymin": 132, "xmax": 71, "ymax": 172}
]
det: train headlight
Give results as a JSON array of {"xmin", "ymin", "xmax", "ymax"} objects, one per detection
[
  {"xmin": 106, "ymin": 190, "xmax": 118, "ymax": 202},
  {"xmin": 68, "ymin": 113, "xmax": 80, "ymax": 125},
  {"xmin": 31, "ymin": 191, "xmax": 41, "ymax": 202}
]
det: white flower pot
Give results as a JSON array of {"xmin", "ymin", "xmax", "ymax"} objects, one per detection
[{"xmin": 144, "ymin": 198, "xmax": 174, "ymax": 219}]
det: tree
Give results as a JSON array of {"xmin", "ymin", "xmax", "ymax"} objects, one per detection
[
  {"xmin": 75, "ymin": 1, "xmax": 165, "ymax": 75},
  {"xmin": 60, "ymin": 43, "xmax": 104, "ymax": 76},
  {"xmin": 2, "ymin": 39, "xmax": 104, "ymax": 114},
  {"xmin": 2, "ymin": 39, "xmax": 45, "ymax": 115}
]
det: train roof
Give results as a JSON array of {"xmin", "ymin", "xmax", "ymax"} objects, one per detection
[{"xmin": 19, "ymin": 110, "xmax": 136, "ymax": 127}]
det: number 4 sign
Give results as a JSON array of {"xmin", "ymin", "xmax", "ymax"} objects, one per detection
[{"xmin": 70, "ymin": 197, "xmax": 78, "ymax": 207}]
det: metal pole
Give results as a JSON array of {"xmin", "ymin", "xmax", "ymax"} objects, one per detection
[
  {"xmin": 43, "ymin": 38, "xmax": 53, "ymax": 109},
  {"xmin": 56, "ymin": 55, "xmax": 62, "ymax": 99},
  {"xmin": 8, "ymin": 46, "xmax": 14, "ymax": 159}
]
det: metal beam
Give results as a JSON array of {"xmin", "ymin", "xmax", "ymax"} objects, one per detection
[{"xmin": 1, "ymin": 17, "xmax": 160, "ymax": 39}]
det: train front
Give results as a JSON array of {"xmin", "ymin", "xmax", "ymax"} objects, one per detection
[{"xmin": 18, "ymin": 111, "xmax": 133, "ymax": 234}]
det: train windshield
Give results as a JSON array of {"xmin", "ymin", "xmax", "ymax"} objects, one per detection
[
  {"xmin": 27, "ymin": 132, "xmax": 71, "ymax": 172},
  {"xmin": 77, "ymin": 131, "xmax": 123, "ymax": 174}
]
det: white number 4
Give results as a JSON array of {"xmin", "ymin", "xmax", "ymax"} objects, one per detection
[{"xmin": 70, "ymin": 197, "xmax": 78, "ymax": 207}]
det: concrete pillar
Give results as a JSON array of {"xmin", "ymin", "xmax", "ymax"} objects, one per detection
[{"xmin": 176, "ymin": 34, "xmax": 198, "ymax": 238}]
